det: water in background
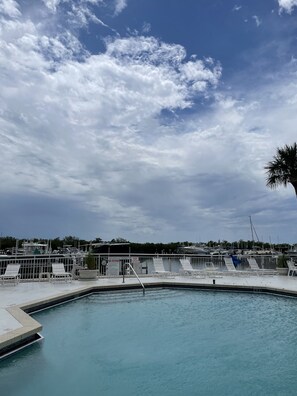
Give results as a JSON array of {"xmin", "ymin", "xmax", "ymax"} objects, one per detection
[{"xmin": 1, "ymin": 288, "xmax": 297, "ymax": 396}]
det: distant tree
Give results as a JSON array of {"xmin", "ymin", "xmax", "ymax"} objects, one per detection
[
  {"xmin": 50, "ymin": 238, "xmax": 61, "ymax": 251},
  {"xmin": 222, "ymin": 240, "xmax": 230, "ymax": 249},
  {"xmin": 265, "ymin": 143, "xmax": 297, "ymax": 197},
  {"xmin": 238, "ymin": 239, "xmax": 245, "ymax": 249},
  {"xmin": 0, "ymin": 236, "xmax": 17, "ymax": 250},
  {"xmin": 63, "ymin": 235, "xmax": 79, "ymax": 247},
  {"xmin": 110, "ymin": 237, "xmax": 129, "ymax": 243}
]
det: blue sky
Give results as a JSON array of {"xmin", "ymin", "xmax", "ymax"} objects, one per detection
[{"xmin": 1, "ymin": 0, "xmax": 297, "ymax": 243}]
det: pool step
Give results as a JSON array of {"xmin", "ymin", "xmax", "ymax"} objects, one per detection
[{"xmin": 88, "ymin": 288, "xmax": 182, "ymax": 305}]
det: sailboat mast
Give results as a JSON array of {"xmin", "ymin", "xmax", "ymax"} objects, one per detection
[
  {"xmin": 249, "ymin": 216, "xmax": 260, "ymax": 246},
  {"xmin": 249, "ymin": 216, "xmax": 254, "ymax": 243}
]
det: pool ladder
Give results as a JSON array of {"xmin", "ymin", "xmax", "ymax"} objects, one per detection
[{"xmin": 123, "ymin": 262, "xmax": 145, "ymax": 296}]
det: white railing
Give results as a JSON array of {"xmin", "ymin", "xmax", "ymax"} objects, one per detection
[{"xmin": 0, "ymin": 254, "xmax": 280, "ymax": 281}]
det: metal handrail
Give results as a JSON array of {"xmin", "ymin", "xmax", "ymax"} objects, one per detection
[{"xmin": 125, "ymin": 262, "xmax": 145, "ymax": 295}]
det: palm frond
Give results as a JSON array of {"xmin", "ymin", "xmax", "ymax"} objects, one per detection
[{"xmin": 265, "ymin": 143, "xmax": 297, "ymax": 192}]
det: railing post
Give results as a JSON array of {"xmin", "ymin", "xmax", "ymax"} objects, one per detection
[{"xmin": 33, "ymin": 255, "xmax": 36, "ymax": 280}]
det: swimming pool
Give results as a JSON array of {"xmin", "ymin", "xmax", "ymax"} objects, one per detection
[{"xmin": 1, "ymin": 288, "xmax": 297, "ymax": 395}]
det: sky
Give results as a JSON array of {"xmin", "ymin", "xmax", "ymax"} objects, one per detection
[{"xmin": 1, "ymin": 0, "xmax": 297, "ymax": 244}]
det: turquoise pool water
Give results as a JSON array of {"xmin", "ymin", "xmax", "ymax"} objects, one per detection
[{"xmin": 1, "ymin": 288, "xmax": 297, "ymax": 395}]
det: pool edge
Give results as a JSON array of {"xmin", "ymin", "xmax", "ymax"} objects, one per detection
[{"xmin": 1, "ymin": 279, "xmax": 297, "ymax": 358}]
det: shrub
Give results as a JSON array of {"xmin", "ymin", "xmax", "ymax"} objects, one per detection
[
  {"xmin": 85, "ymin": 252, "xmax": 96, "ymax": 270},
  {"xmin": 277, "ymin": 255, "xmax": 288, "ymax": 268}
]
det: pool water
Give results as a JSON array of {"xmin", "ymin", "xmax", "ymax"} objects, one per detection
[{"xmin": 1, "ymin": 288, "xmax": 297, "ymax": 396}]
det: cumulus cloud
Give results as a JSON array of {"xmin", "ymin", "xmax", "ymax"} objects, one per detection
[
  {"xmin": 0, "ymin": 1, "xmax": 223, "ymax": 240},
  {"xmin": 0, "ymin": 0, "xmax": 20, "ymax": 18},
  {"xmin": 43, "ymin": 0, "xmax": 61, "ymax": 13},
  {"xmin": 1, "ymin": 0, "xmax": 297, "ymax": 242},
  {"xmin": 278, "ymin": 0, "xmax": 297, "ymax": 13},
  {"xmin": 114, "ymin": 0, "xmax": 127, "ymax": 16}
]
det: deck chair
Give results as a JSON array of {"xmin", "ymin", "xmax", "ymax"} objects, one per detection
[
  {"xmin": 223, "ymin": 257, "xmax": 237, "ymax": 272},
  {"xmin": 245, "ymin": 257, "xmax": 263, "ymax": 276},
  {"xmin": 0, "ymin": 264, "xmax": 21, "ymax": 285},
  {"xmin": 223, "ymin": 257, "xmax": 250, "ymax": 277},
  {"xmin": 180, "ymin": 259, "xmax": 197, "ymax": 272},
  {"xmin": 152, "ymin": 258, "xmax": 172, "ymax": 276},
  {"xmin": 287, "ymin": 260, "xmax": 297, "ymax": 277},
  {"xmin": 179, "ymin": 259, "xmax": 205, "ymax": 277},
  {"xmin": 247, "ymin": 257, "xmax": 260, "ymax": 271},
  {"xmin": 204, "ymin": 261, "xmax": 215, "ymax": 269},
  {"xmin": 51, "ymin": 263, "xmax": 72, "ymax": 282},
  {"xmin": 131, "ymin": 257, "xmax": 142, "ymax": 275},
  {"xmin": 247, "ymin": 257, "xmax": 277, "ymax": 276},
  {"xmin": 106, "ymin": 260, "xmax": 120, "ymax": 276}
]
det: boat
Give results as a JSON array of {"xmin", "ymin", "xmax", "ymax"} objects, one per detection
[{"xmin": 177, "ymin": 245, "xmax": 210, "ymax": 255}]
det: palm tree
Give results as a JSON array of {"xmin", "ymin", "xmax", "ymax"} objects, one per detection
[{"xmin": 265, "ymin": 143, "xmax": 297, "ymax": 196}]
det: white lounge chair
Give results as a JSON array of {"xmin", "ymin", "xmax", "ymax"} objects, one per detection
[
  {"xmin": 203, "ymin": 261, "xmax": 220, "ymax": 271},
  {"xmin": 106, "ymin": 260, "xmax": 120, "ymax": 276},
  {"xmin": 179, "ymin": 259, "xmax": 206, "ymax": 277},
  {"xmin": 180, "ymin": 259, "xmax": 195, "ymax": 273},
  {"xmin": 246, "ymin": 257, "xmax": 263, "ymax": 276},
  {"xmin": 131, "ymin": 257, "xmax": 142, "ymax": 275},
  {"xmin": 247, "ymin": 257, "xmax": 260, "ymax": 271},
  {"xmin": 223, "ymin": 257, "xmax": 251, "ymax": 277},
  {"xmin": 287, "ymin": 260, "xmax": 297, "ymax": 277},
  {"xmin": 153, "ymin": 258, "xmax": 172, "ymax": 276},
  {"xmin": 247, "ymin": 257, "xmax": 277, "ymax": 276},
  {"xmin": 223, "ymin": 257, "xmax": 237, "ymax": 272},
  {"xmin": 51, "ymin": 263, "xmax": 72, "ymax": 282},
  {"xmin": 0, "ymin": 264, "xmax": 21, "ymax": 285}
]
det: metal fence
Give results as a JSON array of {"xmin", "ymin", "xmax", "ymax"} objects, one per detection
[
  {"xmin": 0, "ymin": 254, "xmax": 281, "ymax": 281},
  {"xmin": 0, "ymin": 255, "xmax": 75, "ymax": 281},
  {"xmin": 190, "ymin": 254, "xmax": 279, "ymax": 270}
]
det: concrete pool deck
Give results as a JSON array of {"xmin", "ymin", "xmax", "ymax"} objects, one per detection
[{"xmin": 1, "ymin": 274, "xmax": 297, "ymax": 357}]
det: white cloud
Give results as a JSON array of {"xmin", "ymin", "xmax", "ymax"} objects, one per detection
[
  {"xmin": 232, "ymin": 5, "xmax": 242, "ymax": 12},
  {"xmin": 278, "ymin": 0, "xmax": 297, "ymax": 13},
  {"xmin": 43, "ymin": 0, "xmax": 61, "ymax": 13},
  {"xmin": 252, "ymin": 15, "xmax": 262, "ymax": 27},
  {"xmin": 0, "ymin": 3, "xmax": 223, "ymax": 240},
  {"xmin": 43, "ymin": 0, "xmax": 105, "ymax": 14},
  {"xmin": 42, "ymin": 0, "xmax": 109, "ymax": 29},
  {"xmin": 114, "ymin": 0, "xmax": 127, "ymax": 16},
  {"xmin": 179, "ymin": 59, "xmax": 221, "ymax": 91},
  {"xmin": 0, "ymin": 0, "xmax": 20, "ymax": 18},
  {"xmin": 1, "ymin": 1, "xmax": 297, "ymax": 242},
  {"xmin": 69, "ymin": 2, "xmax": 109, "ymax": 28},
  {"xmin": 142, "ymin": 22, "xmax": 151, "ymax": 34}
]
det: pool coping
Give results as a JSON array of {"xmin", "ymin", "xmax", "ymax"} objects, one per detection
[{"xmin": 1, "ymin": 278, "xmax": 297, "ymax": 358}]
